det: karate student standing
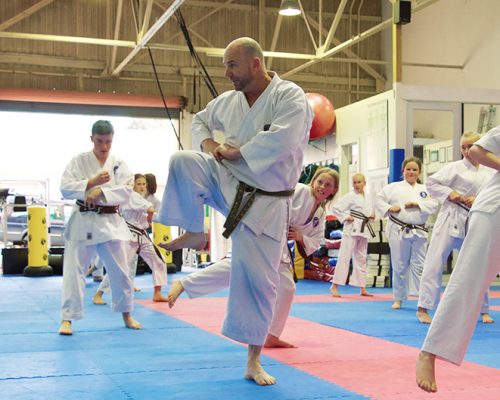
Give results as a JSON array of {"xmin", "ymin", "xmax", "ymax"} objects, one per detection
[
  {"xmin": 330, "ymin": 173, "xmax": 375, "ymax": 297},
  {"xmin": 157, "ymin": 37, "xmax": 312, "ymax": 385},
  {"xmin": 59, "ymin": 120, "xmax": 141, "ymax": 335},
  {"xmin": 166, "ymin": 167, "xmax": 339, "ymax": 348},
  {"xmin": 416, "ymin": 125, "xmax": 500, "ymax": 393},
  {"xmin": 375, "ymin": 157, "xmax": 438, "ymax": 310},
  {"xmin": 417, "ymin": 132, "xmax": 495, "ymax": 324},
  {"xmin": 92, "ymin": 174, "xmax": 169, "ymax": 305}
]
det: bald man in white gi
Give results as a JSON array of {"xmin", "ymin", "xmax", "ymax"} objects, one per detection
[
  {"xmin": 157, "ymin": 37, "xmax": 312, "ymax": 385},
  {"xmin": 417, "ymin": 132, "xmax": 494, "ymax": 324},
  {"xmin": 417, "ymin": 125, "xmax": 500, "ymax": 393},
  {"xmin": 59, "ymin": 120, "xmax": 141, "ymax": 335}
]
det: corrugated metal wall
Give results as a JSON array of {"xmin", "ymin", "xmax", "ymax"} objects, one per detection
[{"xmin": 0, "ymin": 0, "xmax": 386, "ymax": 110}]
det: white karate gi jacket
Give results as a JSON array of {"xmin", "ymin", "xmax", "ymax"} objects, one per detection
[
  {"xmin": 61, "ymin": 151, "xmax": 134, "ymax": 244},
  {"xmin": 426, "ymin": 159, "xmax": 493, "ymax": 239},
  {"xmin": 121, "ymin": 192, "xmax": 151, "ymax": 230},
  {"xmin": 191, "ymin": 72, "xmax": 313, "ymax": 240},
  {"xmin": 376, "ymin": 181, "xmax": 438, "ymax": 239},
  {"xmin": 471, "ymin": 128, "xmax": 500, "ymax": 214},
  {"xmin": 288, "ymin": 183, "xmax": 326, "ymax": 258}
]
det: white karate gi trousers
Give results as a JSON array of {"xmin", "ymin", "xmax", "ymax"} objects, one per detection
[
  {"xmin": 421, "ymin": 208, "xmax": 500, "ymax": 365},
  {"xmin": 61, "ymin": 240, "xmax": 134, "ymax": 320},
  {"xmin": 91, "ymin": 255, "xmax": 104, "ymax": 278},
  {"xmin": 418, "ymin": 231, "xmax": 490, "ymax": 313},
  {"xmin": 159, "ymin": 151, "xmax": 286, "ymax": 346},
  {"xmin": 182, "ymin": 258, "xmax": 295, "ymax": 338},
  {"xmin": 387, "ymin": 227, "xmax": 427, "ymax": 301},
  {"xmin": 98, "ymin": 237, "xmax": 167, "ymax": 293},
  {"xmin": 331, "ymin": 235, "xmax": 368, "ymax": 288}
]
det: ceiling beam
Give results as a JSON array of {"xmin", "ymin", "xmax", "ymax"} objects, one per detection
[
  {"xmin": 111, "ymin": 0, "xmax": 185, "ymax": 76},
  {"xmin": 176, "ymin": 0, "xmax": 382, "ymax": 22},
  {"xmin": 0, "ymin": 31, "xmax": 317, "ymax": 60},
  {"xmin": 110, "ymin": 0, "xmax": 125, "ymax": 73},
  {"xmin": 320, "ymin": 0, "xmax": 349, "ymax": 54},
  {"xmin": 138, "ymin": 0, "xmax": 155, "ymax": 42},
  {"xmin": 298, "ymin": 0, "xmax": 319, "ymax": 51},
  {"xmin": 306, "ymin": 15, "xmax": 385, "ymax": 83},
  {"xmin": 0, "ymin": 52, "xmax": 377, "ymax": 87},
  {"xmin": 0, "ymin": 0, "xmax": 55, "ymax": 31},
  {"xmin": 282, "ymin": 18, "xmax": 391, "ymax": 78},
  {"xmin": 155, "ymin": 0, "xmax": 234, "ymax": 44},
  {"xmin": 266, "ymin": 14, "xmax": 282, "ymax": 70}
]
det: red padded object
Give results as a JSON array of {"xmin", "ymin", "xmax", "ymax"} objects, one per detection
[{"xmin": 306, "ymin": 92, "xmax": 336, "ymax": 140}]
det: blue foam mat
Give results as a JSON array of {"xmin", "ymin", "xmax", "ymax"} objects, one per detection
[
  {"xmin": 291, "ymin": 296, "xmax": 500, "ymax": 368},
  {"xmin": 0, "ymin": 274, "xmax": 370, "ymax": 399}
]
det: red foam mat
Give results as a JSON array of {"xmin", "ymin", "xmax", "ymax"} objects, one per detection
[{"xmin": 139, "ymin": 297, "xmax": 500, "ymax": 399}]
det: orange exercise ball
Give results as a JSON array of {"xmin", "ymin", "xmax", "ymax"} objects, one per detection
[{"xmin": 306, "ymin": 93, "xmax": 336, "ymax": 140}]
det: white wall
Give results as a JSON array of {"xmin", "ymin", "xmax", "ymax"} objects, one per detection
[
  {"xmin": 401, "ymin": 0, "xmax": 500, "ymax": 90},
  {"xmin": 334, "ymin": 90, "xmax": 395, "ymax": 195}
]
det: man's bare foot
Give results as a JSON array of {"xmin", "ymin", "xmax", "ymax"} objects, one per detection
[
  {"xmin": 360, "ymin": 288, "xmax": 373, "ymax": 297},
  {"xmin": 122, "ymin": 312, "xmax": 143, "ymax": 330},
  {"xmin": 134, "ymin": 287, "xmax": 141, "ymax": 292},
  {"xmin": 244, "ymin": 365, "xmax": 276, "ymax": 385},
  {"xmin": 482, "ymin": 313, "xmax": 494, "ymax": 324},
  {"xmin": 59, "ymin": 320, "xmax": 73, "ymax": 335},
  {"xmin": 264, "ymin": 334, "xmax": 297, "ymax": 348},
  {"xmin": 93, "ymin": 276, "xmax": 103, "ymax": 282},
  {"xmin": 416, "ymin": 351, "xmax": 437, "ymax": 392},
  {"xmin": 246, "ymin": 344, "xmax": 276, "ymax": 385},
  {"xmin": 391, "ymin": 300, "xmax": 402, "ymax": 309},
  {"xmin": 330, "ymin": 285, "xmax": 341, "ymax": 298},
  {"xmin": 92, "ymin": 292, "xmax": 107, "ymax": 305},
  {"xmin": 167, "ymin": 280, "xmax": 185, "ymax": 308},
  {"xmin": 416, "ymin": 308, "xmax": 432, "ymax": 324},
  {"xmin": 158, "ymin": 232, "xmax": 206, "ymax": 251}
]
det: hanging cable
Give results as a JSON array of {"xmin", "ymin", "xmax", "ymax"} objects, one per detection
[
  {"xmin": 174, "ymin": 9, "xmax": 218, "ymax": 99},
  {"xmin": 147, "ymin": 47, "xmax": 183, "ymax": 150}
]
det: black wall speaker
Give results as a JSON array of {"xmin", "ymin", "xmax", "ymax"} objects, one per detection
[{"xmin": 393, "ymin": 0, "xmax": 411, "ymax": 25}]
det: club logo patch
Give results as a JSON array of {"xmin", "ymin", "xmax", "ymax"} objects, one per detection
[
  {"xmin": 313, "ymin": 216, "xmax": 319, "ymax": 227},
  {"xmin": 420, "ymin": 191, "xmax": 428, "ymax": 198}
]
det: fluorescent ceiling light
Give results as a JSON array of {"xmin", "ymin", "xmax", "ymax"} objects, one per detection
[{"xmin": 279, "ymin": 0, "xmax": 301, "ymax": 16}]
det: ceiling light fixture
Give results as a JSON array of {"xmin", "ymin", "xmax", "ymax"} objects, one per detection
[{"xmin": 279, "ymin": 0, "xmax": 301, "ymax": 16}]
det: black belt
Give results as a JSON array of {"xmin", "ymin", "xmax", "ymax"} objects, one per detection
[
  {"xmin": 350, "ymin": 210, "xmax": 376, "ymax": 238},
  {"xmin": 456, "ymin": 202, "xmax": 471, "ymax": 213},
  {"xmin": 389, "ymin": 215, "xmax": 428, "ymax": 233},
  {"xmin": 222, "ymin": 182, "xmax": 295, "ymax": 238},
  {"xmin": 126, "ymin": 221, "xmax": 164, "ymax": 261},
  {"xmin": 76, "ymin": 200, "xmax": 119, "ymax": 215}
]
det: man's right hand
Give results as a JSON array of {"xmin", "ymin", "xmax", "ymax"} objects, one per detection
[
  {"xmin": 201, "ymin": 138, "xmax": 221, "ymax": 155},
  {"xmin": 89, "ymin": 171, "xmax": 111, "ymax": 189},
  {"xmin": 448, "ymin": 191, "xmax": 462, "ymax": 204}
]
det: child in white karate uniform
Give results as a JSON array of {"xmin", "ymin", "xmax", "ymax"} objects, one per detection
[
  {"xmin": 92, "ymin": 174, "xmax": 168, "ymax": 304},
  {"xmin": 375, "ymin": 157, "xmax": 439, "ymax": 310},
  {"xmin": 417, "ymin": 125, "xmax": 500, "ymax": 393},
  {"xmin": 330, "ymin": 173, "xmax": 375, "ymax": 297},
  {"xmin": 166, "ymin": 167, "xmax": 339, "ymax": 348},
  {"xmin": 417, "ymin": 132, "xmax": 494, "ymax": 324}
]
